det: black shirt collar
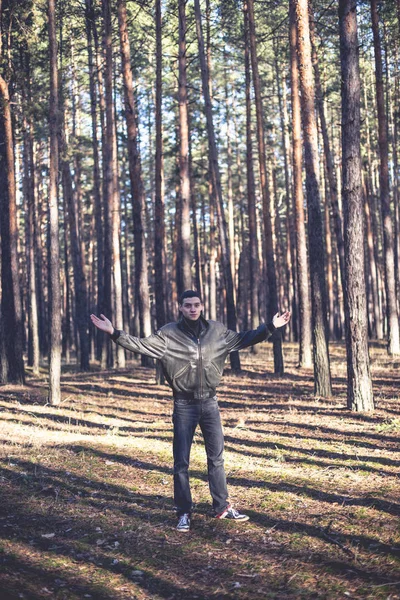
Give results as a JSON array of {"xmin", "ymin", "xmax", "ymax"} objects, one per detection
[{"xmin": 178, "ymin": 314, "xmax": 208, "ymax": 338}]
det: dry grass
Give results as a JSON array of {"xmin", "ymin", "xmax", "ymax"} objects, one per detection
[{"xmin": 0, "ymin": 342, "xmax": 399, "ymax": 599}]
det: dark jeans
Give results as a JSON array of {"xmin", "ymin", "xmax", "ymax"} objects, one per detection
[{"xmin": 173, "ymin": 397, "xmax": 228, "ymax": 516}]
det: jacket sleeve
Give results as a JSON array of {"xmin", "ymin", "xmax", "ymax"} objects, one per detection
[
  {"xmin": 110, "ymin": 328, "xmax": 168, "ymax": 359},
  {"xmin": 224, "ymin": 322, "xmax": 276, "ymax": 353}
]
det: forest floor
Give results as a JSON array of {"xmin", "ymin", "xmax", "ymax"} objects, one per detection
[{"xmin": 0, "ymin": 342, "xmax": 399, "ymax": 600}]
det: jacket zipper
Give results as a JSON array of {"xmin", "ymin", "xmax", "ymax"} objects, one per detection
[{"xmin": 197, "ymin": 337, "xmax": 203, "ymax": 398}]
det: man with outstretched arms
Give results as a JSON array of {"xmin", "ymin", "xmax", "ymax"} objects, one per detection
[{"xmin": 91, "ymin": 290, "xmax": 290, "ymax": 532}]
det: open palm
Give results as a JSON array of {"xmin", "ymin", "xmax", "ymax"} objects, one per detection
[
  {"xmin": 272, "ymin": 311, "xmax": 291, "ymax": 329},
  {"xmin": 90, "ymin": 314, "xmax": 113, "ymax": 335}
]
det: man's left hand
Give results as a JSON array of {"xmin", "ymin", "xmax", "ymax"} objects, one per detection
[{"xmin": 272, "ymin": 311, "xmax": 291, "ymax": 329}]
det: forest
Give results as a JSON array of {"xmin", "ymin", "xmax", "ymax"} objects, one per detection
[
  {"xmin": 1, "ymin": 0, "xmax": 400, "ymax": 406},
  {"xmin": 1, "ymin": 1, "xmax": 400, "ymax": 597}
]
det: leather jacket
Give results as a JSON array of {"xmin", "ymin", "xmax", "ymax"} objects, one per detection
[{"xmin": 111, "ymin": 315, "xmax": 275, "ymax": 400}]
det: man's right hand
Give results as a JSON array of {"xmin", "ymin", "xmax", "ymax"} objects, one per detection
[{"xmin": 90, "ymin": 314, "xmax": 114, "ymax": 335}]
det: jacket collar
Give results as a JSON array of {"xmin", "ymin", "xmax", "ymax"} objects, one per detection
[{"xmin": 177, "ymin": 313, "xmax": 209, "ymax": 338}]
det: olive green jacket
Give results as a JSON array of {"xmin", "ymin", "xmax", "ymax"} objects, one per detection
[{"xmin": 111, "ymin": 316, "xmax": 275, "ymax": 400}]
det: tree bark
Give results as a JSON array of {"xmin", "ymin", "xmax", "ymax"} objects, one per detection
[
  {"xmin": 289, "ymin": 0, "xmax": 312, "ymax": 368},
  {"xmin": 339, "ymin": 0, "xmax": 374, "ymax": 411},
  {"xmin": 24, "ymin": 116, "xmax": 40, "ymax": 376},
  {"xmin": 188, "ymin": 131, "xmax": 203, "ymax": 297},
  {"xmin": 243, "ymin": 7, "xmax": 259, "ymax": 346},
  {"xmin": 224, "ymin": 62, "xmax": 236, "ymax": 299},
  {"xmin": 363, "ymin": 176, "xmax": 382, "ymax": 339},
  {"xmin": 102, "ymin": 0, "xmax": 125, "ymax": 368},
  {"xmin": 178, "ymin": 0, "xmax": 192, "ymax": 293},
  {"xmin": 370, "ymin": 0, "xmax": 400, "ymax": 355},
  {"xmin": 85, "ymin": 0, "xmax": 104, "ymax": 355},
  {"xmin": 117, "ymin": 0, "xmax": 152, "ymax": 367},
  {"xmin": 208, "ymin": 177, "xmax": 217, "ymax": 320},
  {"xmin": 293, "ymin": 0, "xmax": 332, "ymax": 395},
  {"xmin": 60, "ymin": 125, "xmax": 90, "ymax": 371},
  {"xmin": 274, "ymin": 45, "xmax": 296, "ymax": 342},
  {"xmin": 390, "ymin": 42, "xmax": 400, "ymax": 308},
  {"xmin": 47, "ymin": 0, "xmax": 62, "ymax": 403},
  {"xmin": 0, "ymin": 83, "xmax": 25, "ymax": 384},
  {"xmin": 0, "ymin": 0, "xmax": 24, "ymax": 383},
  {"xmin": 154, "ymin": 0, "xmax": 166, "ymax": 329}
]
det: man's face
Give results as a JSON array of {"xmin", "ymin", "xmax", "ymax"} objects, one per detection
[{"xmin": 179, "ymin": 297, "xmax": 203, "ymax": 321}]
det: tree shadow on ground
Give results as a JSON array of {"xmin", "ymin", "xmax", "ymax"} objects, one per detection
[
  {"xmin": 246, "ymin": 509, "xmax": 400, "ymax": 559},
  {"xmin": 218, "ymin": 399, "xmax": 386, "ymax": 422},
  {"xmin": 223, "ymin": 442, "xmax": 399, "ymax": 479},
  {"xmin": 0, "ymin": 407, "xmax": 173, "ymax": 438},
  {"xmin": 45, "ymin": 445, "xmax": 400, "ymax": 519},
  {"xmin": 245, "ymin": 421, "xmax": 400, "ymax": 448},
  {"xmin": 223, "ymin": 435, "xmax": 400, "ymax": 469},
  {"xmin": 1, "ymin": 456, "xmax": 399, "ymax": 599}
]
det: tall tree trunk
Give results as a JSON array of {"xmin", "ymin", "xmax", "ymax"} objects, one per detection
[
  {"xmin": 188, "ymin": 129, "xmax": 203, "ymax": 296},
  {"xmin": 69, "ymin": 40, "xmax": 86, "ymax": 271},
  {"xmin": 85, "ymin": 0, "xmax": 104, "ymax": 360},
  {"xmin": 339, "ymin": 0, "xmax": 374, "ymax": 411},
  {"xmin": 58, "ymin": 18, "xmax": 90, "ymax": 372},
  {"xmin": 178, "ymin": 0, "xmax": 192, "ymax": 293},
  {"xmin": 205, "ymin": 4, "xmax": 216, "ymax": 321},
  {"xmin": 62, "ymin": 194, "xmax": 72, "ymax": 363},
  {"xmin": 24, "ymin": 117, "xmax": 40, "ymax": 376},
  {"xmin": 194, "ymin": 0, "xmax": 240, "ymax": 370},
  {"xmin": 92, "ymin": 4, "xmax": 109, "ymax": 366},
  {"xmin": 274, "ymin": 45, "xmax": 296, "ymax": 342},
  {"xmin": 244, "ymin": 7, "xmax": 259, "ymax": 348},
  {"xmin": 391, "ymin": 42, "xmax": 400, "ymax": 307},
  {"xmin": 20, "ymin": 47, "xmax": 40, "ymax": 375},
  {"xmin": 47, "ymin": 0, "xmax": 61, "ymax": 403},
  {"xmin": 363, "ymin": 176, "xmax": 382, "ymax": 339},
  {"xmin": 208, "ymin": 177, "xmax": 217, "ymax": 320},
  {"xmin": 246, "ymin": 0, "xmax": 283, "ymax": 374},
  {"xmin": 0, "ymin": 0, "xmax": 25, "ymax": 383},
  {"xmin": 370, "ymin": 0, "xmax": 400, "ymax": 355},
  {"xmin": 395, "ymin": 6, "xmax": 400, "ymax": 307},
  {"xmin": 60, "ymin": 126, "xmax": 90, "ymax": 371},
  {"xmin": 102, "ymin": 0, "xmax": 125, "ymax": 368},
  {"xmin": 289, "ymin": 0, "xmax": 312, "ymax": 368},
  {"xmin": 293, "ymin": 0, "xmax": 332, "ymax": 396},
  {"xmin": 237, "ymin": 246, "xmax": 249, "ymax": 331},
  {"xmin": 224, "ymin": 62, "xmax": 236, "ymax": 299},
  {"xmin": 33, "ymin": 142, "xmax": 47, "ymax": 358},
  {"xmin": 154, "ymin": 0, "xmax": 166, "ymax": 329},
  {"xmin": 323, "ymin": 165, "xmax": 335, "ymax": 339},
  {"xmin": 117, "ymin": 0, "xmax": 152, "ymax": 367},
  {"xmin": 0, "ymin": 83, "xmax": 25, "ymax": 384},
  {"xmin": 100, "ymin": 0, "xmax": 113, "ymax": 367}
]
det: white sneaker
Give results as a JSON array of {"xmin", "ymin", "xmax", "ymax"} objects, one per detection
[
  {"xmin": 215, "ymin": 504, "xmax": 249, "ymax": 521},
  {"xmin": 176, "ymin": 513, "xmax": 190, "ymax": 531}
]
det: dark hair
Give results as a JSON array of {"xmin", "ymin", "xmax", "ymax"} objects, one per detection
[{"xmin": 179, "ymin": 290, "xmax": 202, "ymax": 305}]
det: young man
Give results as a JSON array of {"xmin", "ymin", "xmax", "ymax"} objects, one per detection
[{"xmin": 90, "ymin": 291, "xmax": 290, "ymax": 532}]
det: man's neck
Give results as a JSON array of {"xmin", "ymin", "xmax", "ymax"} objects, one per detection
[{"xmin": 183, "ymin": 316, "xmax": 201, "ymax": 337}]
